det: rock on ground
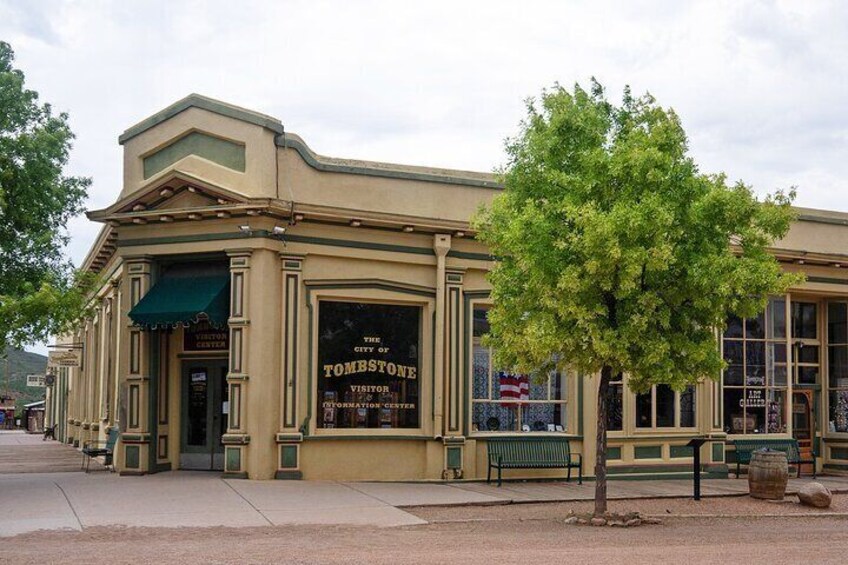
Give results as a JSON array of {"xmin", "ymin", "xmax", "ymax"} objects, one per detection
[{"xmin": 798, "ymin": 482, "xmax": 832, "ymax": 508}]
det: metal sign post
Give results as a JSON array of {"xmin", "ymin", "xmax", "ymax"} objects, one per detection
[{"xmin": 686, "ymin": 437, "xmax": 708, "ymax": 501}]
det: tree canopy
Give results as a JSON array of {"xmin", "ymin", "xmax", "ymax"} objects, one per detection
[
  {"xmin": 474, "ymin": 80, "xmax": 803, "ymax": 515},
  {"xmin": 0, "ymin": 41, "xmax": 93, "ymax": 349},
  {"xmin": 475, "ymin": 81, "xmax": 801, "ymax": 393}
]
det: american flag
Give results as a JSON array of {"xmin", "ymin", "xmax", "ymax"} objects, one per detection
[{"xmin": 498, "ymin": 372, "xmax": 529, "ymax": 402}]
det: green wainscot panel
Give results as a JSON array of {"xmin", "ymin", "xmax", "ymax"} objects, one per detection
[
  {"xmin": 143, "ymin": 132, "xmax": 245, "ymax": 178},
  {"xmin": 669, "ymin": 445, "xmax": 693, "ymax": 458},
  {"xmin": 226, "ymin": 447, "xmax": 242, "ymax": 472},
  {"xmin": 125, "ymin": 445, "xmax": 140, "ymax": 469},
  {"xmin": 607, "ymin": 446, "xmax": 622, "ymax": 460},
  {"xmin": 446, "ymin": 446, "xmax": 462, "ymax": 469},
  {"xmin": 633, "ymin": 445, "xmax": 662, "ymax": 459},
  {"xmin": 281, "ymin": 445, "xmax": 298, "ymax": 469},
  {"xmin": 831, "ymin": 446, "xmax": 848, "ymax": 461},
  {"xmin": 712, "ymin": 442, "xmax": 725, "ymax": 463}
]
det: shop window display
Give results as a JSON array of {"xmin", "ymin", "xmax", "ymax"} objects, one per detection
[
  {"xmin": 471, "ymin": 306, "xmax": 566, "ymax": 432},
  {"xmin": 722, "ymin": 298, "xmax": 788, "ymax": 434},
  {"xmin": 317, "ymin": 301, "xmax": 420, "ymax": 429},
  {"xmin": 828, "ymin": 302, "xmax": 848, "ymax": 433}
]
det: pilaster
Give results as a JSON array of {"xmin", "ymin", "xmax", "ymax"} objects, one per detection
[
  {"xmin": 276, "ymin": 254, "xmax": 304, "ymax": 479},
  {"xmin": 118, "ymin": 256, "xmax": 153, "ymax": 474}
]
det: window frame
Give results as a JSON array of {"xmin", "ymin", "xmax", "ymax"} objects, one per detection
[
  {"xmin": 635, "ymin": 384, "xmax": 697, "ymax": 430},
  {"xmin": 469, "ymin": 303, "xmax": 568, "ymax": 435}
]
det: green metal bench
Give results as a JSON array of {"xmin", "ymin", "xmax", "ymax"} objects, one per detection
[
  {"xmin": 731, "ymin": 438, "xmax": 815, "ymax": 479},
  {"xmin": 81, "ymin": 428, "xmax": 119, "ymax": 473},
  {"xmin": 486, "ymin": 436, "xmax": 582, "ymax": 486}
]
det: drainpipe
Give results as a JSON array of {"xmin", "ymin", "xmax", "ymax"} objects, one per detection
[{"xmin": 433, "ymin": 234, "xmax": 451, "ymax": 438}]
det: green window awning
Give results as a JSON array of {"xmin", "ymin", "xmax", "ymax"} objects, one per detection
[{"xmin": 129, "ymin": 275, "xmax": 230, "ymax": 329}]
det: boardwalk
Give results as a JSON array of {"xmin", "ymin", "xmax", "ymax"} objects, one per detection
[{"xmin": 0, "ymin": 430, "xmax": 102, "ymax": 473}]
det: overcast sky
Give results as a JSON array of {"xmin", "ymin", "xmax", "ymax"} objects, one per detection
[{"xmin": 2, "ymin": 0, "xmax": 847, "ymax": 352}]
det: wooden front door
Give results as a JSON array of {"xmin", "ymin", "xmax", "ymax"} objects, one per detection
[{"xmin": 792, "ymin": 390, "xmax": 815, "ymax": 475}]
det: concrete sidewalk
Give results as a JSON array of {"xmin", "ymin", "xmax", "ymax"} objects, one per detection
[{"xmin": 3, "ymin": 469, "xmax": 848, "ymax": 537}]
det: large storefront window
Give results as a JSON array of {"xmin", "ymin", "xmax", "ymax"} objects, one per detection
[
  {"xmin": 828, "ymin": 302, "xmax": 848, "ymax": 433},
  {"xmin": 607, "ymin": 373, "xmax": 623, "ymax": 432},
  {"xmin": 317, "ymin": 301, "xmax": 420, "ymax": 429},
  {"xmin": 471, "ymin": 306, "xmax": 566, "ymax": 433},
  {"xmin": 722, "ymin": 298, "xmax": 787, "ymax": 434}
]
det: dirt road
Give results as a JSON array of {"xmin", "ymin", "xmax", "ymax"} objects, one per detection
[{"xmin": 8, "ymin": 506, "xmax": 848, "ymax": 564}]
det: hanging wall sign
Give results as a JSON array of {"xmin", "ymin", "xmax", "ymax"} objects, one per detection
[
  {"xmin": 184, "ymin": 321, "xmax": 229, "ymax": 352},
  {"xmin": 317, "ymin": 301, "xmax": 420, "ymax": 429},
  {"xmin": 48, "ymin": 349, "xmax": 81, "ymax": 367}
]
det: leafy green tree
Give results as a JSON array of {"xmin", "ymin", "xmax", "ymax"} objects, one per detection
[
  {"xmin": 0, "ymin": 41, "xmax": 93, "ymax": 350},
  {"xmin": 474, "ymin": 81, "xmax": 802, "ymax": 516}
]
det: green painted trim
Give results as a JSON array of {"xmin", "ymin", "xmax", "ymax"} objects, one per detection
[
  {"xmin": 823, "ymin": 463, "xmax": 848, "ymax": 471},
  {"xmin": 117, "ymin": 230, "xmax": 443, "ymax": 260},
  {"xmin": 807, "ymin": 276, "xmax": 848, "ymax": 286},
  {"xmin": 712, "ymin": 441, "xmax": 725, "ymax": 463},
  {"xmin": 446, "ymin": 445, "xmax": 462, "ymax": 469},
  {"xmin": 607, "ymin": 446, "xmax": 622, "ymax": 460},
  {"xmin": 302, "ymin": 288, "xmax": 314, "ymax": 436},
  {"xmin": 125, "ymin": 445, "xmax": 140, "ymax": 469},
  {"xmin": 608, "ymin": 463, "xmax": 726, "ymax": 475},
  {"xmin": 633, "ymin": 445, "xmax": 663, "ymax": 459},
  {"xmin": 608, "ymin": 470, "xmax": 729, "ymax": 481},
  {"xmin": 275, "ymin": 433, "xmax": 304, "ymax": 443},
  {"xmin": 288, "ymin": 234, "xmax": 434, "ymax": 256},
  {"xmin": 669, "ymin": 445, "xmax": 693, "ymax": 458},
  {"xmin": 154, "ymin": 462, "xmax": 172, "ymax": 473},
  {"xmin": 284, "ymin": 272, "xmax": 299, "ymax": 428},
  {"xmin": 280, "ymin": 444, "xmax": 298, "ymax": 468},
  {"xmin": 303, "ymin": 435, "xmax": 433, "ymax": 441},
  {"xmin": 279, "ymin": 135, "xmax": 501, "ymax": 190},
  {"xmin": 577, "ymin": 373, "xmax": 584, "ymax": 437},
  {"xmin": 830, "ymin": 446, "xmax": 848, "ymax": 460},
  {"xmin": 446, "ymin": 250, "xmax": 494, "ymax": 262},
  {"xmin": 225, "ymin": 446, "xmax": 241, "ymax": 472},
  {"xmin": 275, "ymin": 470, "xmax": 303, "ymax": 480},
  {"xmin": 143, "ymin": 132, "xmax": 245, "ymax": 179},
  {"xmin": 119, "ymin": 94, "xmax": 284, "ymax": 144},
  {"xmin": 223, "ymin": 471, "xmax": 249, "ymax": 479},
  {"xmin": 449, "ymin": 286, "xmax": 461, "ymax": 432},
  {"xmin": 304, "ymin": 279, "xmax": 435, "ymax": 298},
  {"xmin": 797, "ymin": 213, "xmax": 848, "ymax": 227}
]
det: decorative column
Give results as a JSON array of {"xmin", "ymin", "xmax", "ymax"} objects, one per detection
[
  {"xmin": 276, "ymin": 254, "xmax": 303, "ymax": 479},
  {"xmin": 118, "ymin": 256, "xmax": 153, "ymax": 474},
  {"xmin": 443, "ymin": 266, "xmax": 465, "ymax": 479},
  {"xmin": 221, "ymin": 250, "xmax": 252, "ymax": 477},
  {"xmin": 433, "ymin": 234, "xmax": 451, "ymax": 437}
]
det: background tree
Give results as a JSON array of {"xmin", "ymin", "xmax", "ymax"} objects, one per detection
[
  {"xmin": 474, "ymin": 81, "xmax": 802, "ymax": 516},
  {"xmin": 0, "ymin": 41, "xmax": 93, "ymax": 351}
]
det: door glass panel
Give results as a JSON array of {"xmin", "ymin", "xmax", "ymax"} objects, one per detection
[{"xmin": 187, "ymin": 369, "xmax": 208, "ymax": 447}]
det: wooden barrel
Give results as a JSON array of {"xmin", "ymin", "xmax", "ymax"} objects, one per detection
[{"xmin": 748, "ymin": 449, "xmax": 789, "ymax": 500}]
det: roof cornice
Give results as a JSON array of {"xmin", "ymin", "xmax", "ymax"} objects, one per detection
[{"xmin": 118, "ymin": 93, "xmax": 284, "ymax": 145}]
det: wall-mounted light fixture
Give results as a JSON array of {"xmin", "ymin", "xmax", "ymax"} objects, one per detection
[
  {"xmin": 350, "ymin": 219, "xmax": 362, "ymax": 227},
  {"xmin": 238, "ymin": 225, "xmax": 251, "ymax": 234}
]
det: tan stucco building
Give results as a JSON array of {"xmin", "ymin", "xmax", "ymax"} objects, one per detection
[{"xmin": 44, "ymin": 94, "xmax": 848, "ymax": 481}]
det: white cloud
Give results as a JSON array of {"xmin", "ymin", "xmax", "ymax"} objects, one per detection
[{"xmin": 0, "ymin": 0, "xmax": 846, "ymax": 265}]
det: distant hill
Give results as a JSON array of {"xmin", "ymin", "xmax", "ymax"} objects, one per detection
[{"xmin": 1, "ymin": 349, "xmax": 49, "ymax": 411}]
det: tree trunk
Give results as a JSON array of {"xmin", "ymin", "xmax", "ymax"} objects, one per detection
[{"xmin": 594, "ymin": 365, "xmax": 613, "ymax": 516}]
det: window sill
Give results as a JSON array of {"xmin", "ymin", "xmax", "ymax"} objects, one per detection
[{"xmin": 470, "ymin": 431, "xmax": 580, "ymax": 439}]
